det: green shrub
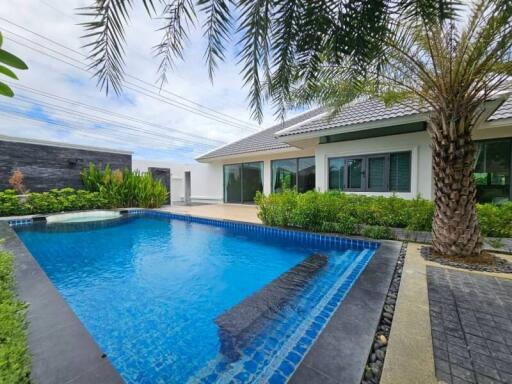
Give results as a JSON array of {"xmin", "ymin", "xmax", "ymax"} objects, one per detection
[
  {"xmin": 405, "ymin": 197, "xmax": 434, "ymax": 231},
  {"xmin": 0, "ymin": 189, "xmax": 111, "ymax": 216},
  {"xmin": 0, "ymin": 190, "xmax": 28, "ymax": 216},
  {"xmin": 255, "ymin": 191, "xmax": 511, "ymax": 239},
  {"xmin": 477, "ymin": 202, "xmax": 512, "ymax": 238},
  {"xmin": 255, "ymin": 190, "xmax": 298, "ymax": 227},
  {"xmin": 361, "ymin": 225, "xmax": 395, "ymax": 239},
  {"xmin": 0, "ymin": 246, "xmax": 30, "ymax": 383}
]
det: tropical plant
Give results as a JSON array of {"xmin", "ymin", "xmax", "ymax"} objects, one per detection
[
  {"xmin": 0, "ymin": 32, "xmax": 28, "ymax": 97},
  {"xmin": 80, "ymin": 1, "xmax": 512, "ymax": 257},
  {"xmin": 81, "ymin": 163, "xmax": 168, "ymax": 208}
]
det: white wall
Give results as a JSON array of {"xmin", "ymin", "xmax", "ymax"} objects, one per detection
[
  {"xmin": 133, "ymin": 159, "xmax": 223, "ymax": 203},
  {"xmin": 134, "ymin": 122, "xmax": 511, "ymax": 204},
  {"xmin": 213, "ymin": 148, "xmax": 316, "ymax": 195},
  {"xmin": 315, "ymin": 131, "xmax": 432, "ymax": 199}
]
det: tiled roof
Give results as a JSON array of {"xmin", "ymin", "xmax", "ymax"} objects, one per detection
[
  {"xmin": 277, "ymin": 98, "xmax": 422, "ymax": 137},
  {"xmin": 198, "ymin": 94, "xmax": 512, "ymax": 161},
  {"xmin": 488, "ymin": 96, "xmax": 512, "ymax": 121},
  {"xmin": 195, "ymin": 108, "xmax": 325, "ymax": 161},
  {"xmin": 279, "ymin": 95, "xmax": 512, "ymax": 137}
]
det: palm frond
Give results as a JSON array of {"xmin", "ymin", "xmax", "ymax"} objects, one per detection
[
  {"xmin": 396, "ymin": 0, "xmax": 462, "ymax": 25},
  {"xmin": 267, "ymin": 0, "xmax": 302, "ymax": 119},
  {"xmin": 198, "ymin": 0, "xmax": 232, "ymax": 80},
  {"xmin": 79, "ymin": 0, "xmax": 136, "ymax": 95},
  {"xmin": 236, "ymin": 0, "xmax": 273, "ymax": 123},
  {"xmin": 154, "ymin": 0, "xmax": 196, "ymax": 86}
]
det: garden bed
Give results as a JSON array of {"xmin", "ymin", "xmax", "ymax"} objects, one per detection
[
  {"xmin": 421, "ymin": 246, "xmax": 512, "ymax": 273},
  {"xmin": 0, "ymin": 246, "xmax": 30, "ymax": 383}
]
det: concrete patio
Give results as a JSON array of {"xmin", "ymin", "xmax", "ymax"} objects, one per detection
[{"xmin": 162, "ymin": 203, "xmax": 261, "ymax": 223}]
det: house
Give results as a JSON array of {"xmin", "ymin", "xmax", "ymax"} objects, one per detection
[{"xmin": 196, "ymin": 95, "xmax": 512, "ymax": 204}]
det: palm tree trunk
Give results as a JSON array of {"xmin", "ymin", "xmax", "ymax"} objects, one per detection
[{"xmin": 431, "ymin": 121, "xmax": 482, "ymax": 257}]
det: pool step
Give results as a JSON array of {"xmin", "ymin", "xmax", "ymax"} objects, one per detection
[{"xmin": 215, "ymin": 253, "xmax": 328, "ymax": 361}]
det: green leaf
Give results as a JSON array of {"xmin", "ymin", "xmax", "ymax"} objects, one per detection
[
  {"xmin": 0, "ymin": 64, "xmax": 18, "ymax": 79},
  {"xmin": 0, "ymin": 49, "xmax": 28, "ymax": 70},
  {"xmin": 0, "ymin": 81, "xmax": 14, "ymax": 97},
  {"xmin": 0, "ymin": 32, "xmax": 3, "ymax": 47}
]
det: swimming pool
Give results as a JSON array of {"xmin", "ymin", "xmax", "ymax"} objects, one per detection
[{"xmin": 14, "ymin": 211, "xmax": 378, "ymax": 383}]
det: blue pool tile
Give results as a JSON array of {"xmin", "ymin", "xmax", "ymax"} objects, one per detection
[
  {"xmin": 286, "ymin": 351, "xmax": 302, "ymax": 365},
  {"xmin": 243, "ymin": 360, "xmax": 258, "ymax": 374},
  {"xmin": 269, "ymin": 372, "xmax": 287, "ymax": 384}
]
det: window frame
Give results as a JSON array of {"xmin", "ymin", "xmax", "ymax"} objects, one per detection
[
  {"xmin": 271, "ymin": 156, "xmax": 316, "ymax": 193},
  {"xmin": 474, "ymin": 137, "xmax": 512, "ymax": 202},
  {"xmin": 328, "ymin": 151, "xmax": 411, "ymax": 193},
  {"xmin": 366, "ymin": 154, "xmax": 390, "ymax": 192},
  {"xmin": 223, "ymin": 161, "xmax": 264, "ymax": 203}
]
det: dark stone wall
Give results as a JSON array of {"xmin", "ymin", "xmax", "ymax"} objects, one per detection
[
  {"xmin": 0, "ymin": 140, "xmax": 132, "ymax": 192},
  {"xmin": 148, "ymin": 167, "xmax": 170, "ymax": 204}
]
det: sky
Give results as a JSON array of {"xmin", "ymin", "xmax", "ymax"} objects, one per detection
[{"xmin": 0, "ymin": 0, "xmax": 290, "ymax": 163}]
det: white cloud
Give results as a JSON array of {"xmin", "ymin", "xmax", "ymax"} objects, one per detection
[{"xmin": 0, "ymin": 0, "xmax": 292, "ymax": 163}]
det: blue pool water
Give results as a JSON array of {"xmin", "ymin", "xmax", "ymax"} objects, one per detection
[{"xmin": 15, "ymin": 212, "xmax": 377, "ymax": 383}]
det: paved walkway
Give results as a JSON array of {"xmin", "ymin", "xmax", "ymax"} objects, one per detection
[
  {"xmin": 427, "ymin": 267, "xmax": 512, "ymax": 384},
  {"xmin": 160, "ymin": 203, "xmax": 261, "ymax": 223}
]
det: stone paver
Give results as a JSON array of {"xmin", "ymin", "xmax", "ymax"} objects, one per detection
[{"xmin": 427, "ymin": 267, "xmax": 512, "ymax": 384}]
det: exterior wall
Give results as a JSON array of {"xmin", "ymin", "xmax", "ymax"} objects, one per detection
[
  {"xmin": 0, "ymin": 139, "xmax": 131, "ymax": 192},
  {"xmin": 133, "ymin": 159, "xmax": 223, "ymax": 203},
  {"xmin": 315, "ymin": 131, "xmax": 432, "ymax": 199},
  {"xmin": 205, "ymin": 121, "xmax": 512, "ymax": 202},
  {"xmin": 216, "ymin": 148, "xmax": 316, "ymax": 197}
]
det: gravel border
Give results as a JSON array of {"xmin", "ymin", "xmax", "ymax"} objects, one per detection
[
  {"xmin": 361, "ymin": 242, "xmax": 407, "ymax": 384},
  {"xmin": 420, "ymin": 246, "xmax": 512, "ymax": 273}
]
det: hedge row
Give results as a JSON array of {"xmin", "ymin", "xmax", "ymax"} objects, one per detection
[
  {"xmin": 255, "ymin": 190, "xmax": 512, "ymax": 238},
  {"xmin": 0, "ymin": 247, "xmax": 30, "ymax": 383},
  {"xmin": 0, "ymin": 188, "xmax": 111, "ymax": 217}
]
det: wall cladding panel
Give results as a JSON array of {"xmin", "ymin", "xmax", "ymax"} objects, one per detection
[{"xmin": 0, "ymin": 140, "xmax": 131, "ymax": 191}]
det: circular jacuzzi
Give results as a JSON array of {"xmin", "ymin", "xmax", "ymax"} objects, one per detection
[{"xmin": 45, "ymin": 210, "xmax": 122, "ymax": 223}]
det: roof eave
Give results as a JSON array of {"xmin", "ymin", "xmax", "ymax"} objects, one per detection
[
  {"xmin": 195, "ymin": 146, "xmax": 304, "ymax": 163},
  {"xmin": 278, "ymin": 114, "xmax": 427, "ymax": 143}
]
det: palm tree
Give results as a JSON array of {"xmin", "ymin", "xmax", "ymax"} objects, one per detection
[{"xmin": 80, "ymin": 0, "xmax": 512, "ymax": 257}]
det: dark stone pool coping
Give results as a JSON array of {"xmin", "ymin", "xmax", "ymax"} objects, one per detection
[
  {"xmin": 0, "ymin": 221, "xmax": 124, "ymax": 384},
  {"xmin": 290, "ymin": 240, "xmax": 402, "ymax": 384}
]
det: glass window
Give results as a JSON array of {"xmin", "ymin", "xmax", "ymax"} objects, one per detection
[
  {"xmin": 475, "ymin": 140, "xmax": 511, "ymax": 203},
  {"xmin": 298, "ymin": 157, "xmax": 316, "ymax": 193},
  {"xmin": 347, "ymin": 159, "xmax": 363, "ymax": 189},
  {"xmin": 242, "ymin": 162, "xmax": 263, "ymax": 202},
  {"xmin": 224, "ymin": 164, "xmax": 242, "ymax": 203},
  {"xmin": 329, "ymin": 158, "xmax": 345, "ymax": 190},
  {"xmin": 271, "ymin": 157, "xmax": 316, "ymax": 193},
  {"xmin": 389, "ymin": 152, "xmax": 411, "ymax": 192},
  {"xmin": 272, "ymin": 159, "xmax": 297, "ymax": 192},
  {"xmin": 368, "ymin": 156, "xmax": 386, "ymax": 190},
  {"xmin": 329, "ymin": 151, "xmax": 411, "ymax": 193},
  {"xmin": 224, "ymin": 162, "xmax": 263, "ymax": 203}
]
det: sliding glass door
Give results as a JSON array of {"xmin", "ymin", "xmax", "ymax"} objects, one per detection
[
  {"xmin": 271, "ymin": 157, "xmax": 316, "ymax": 193},
  {"xmin": 224, "ymin": 162, "xmax": 263, "ymax": 203}
]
